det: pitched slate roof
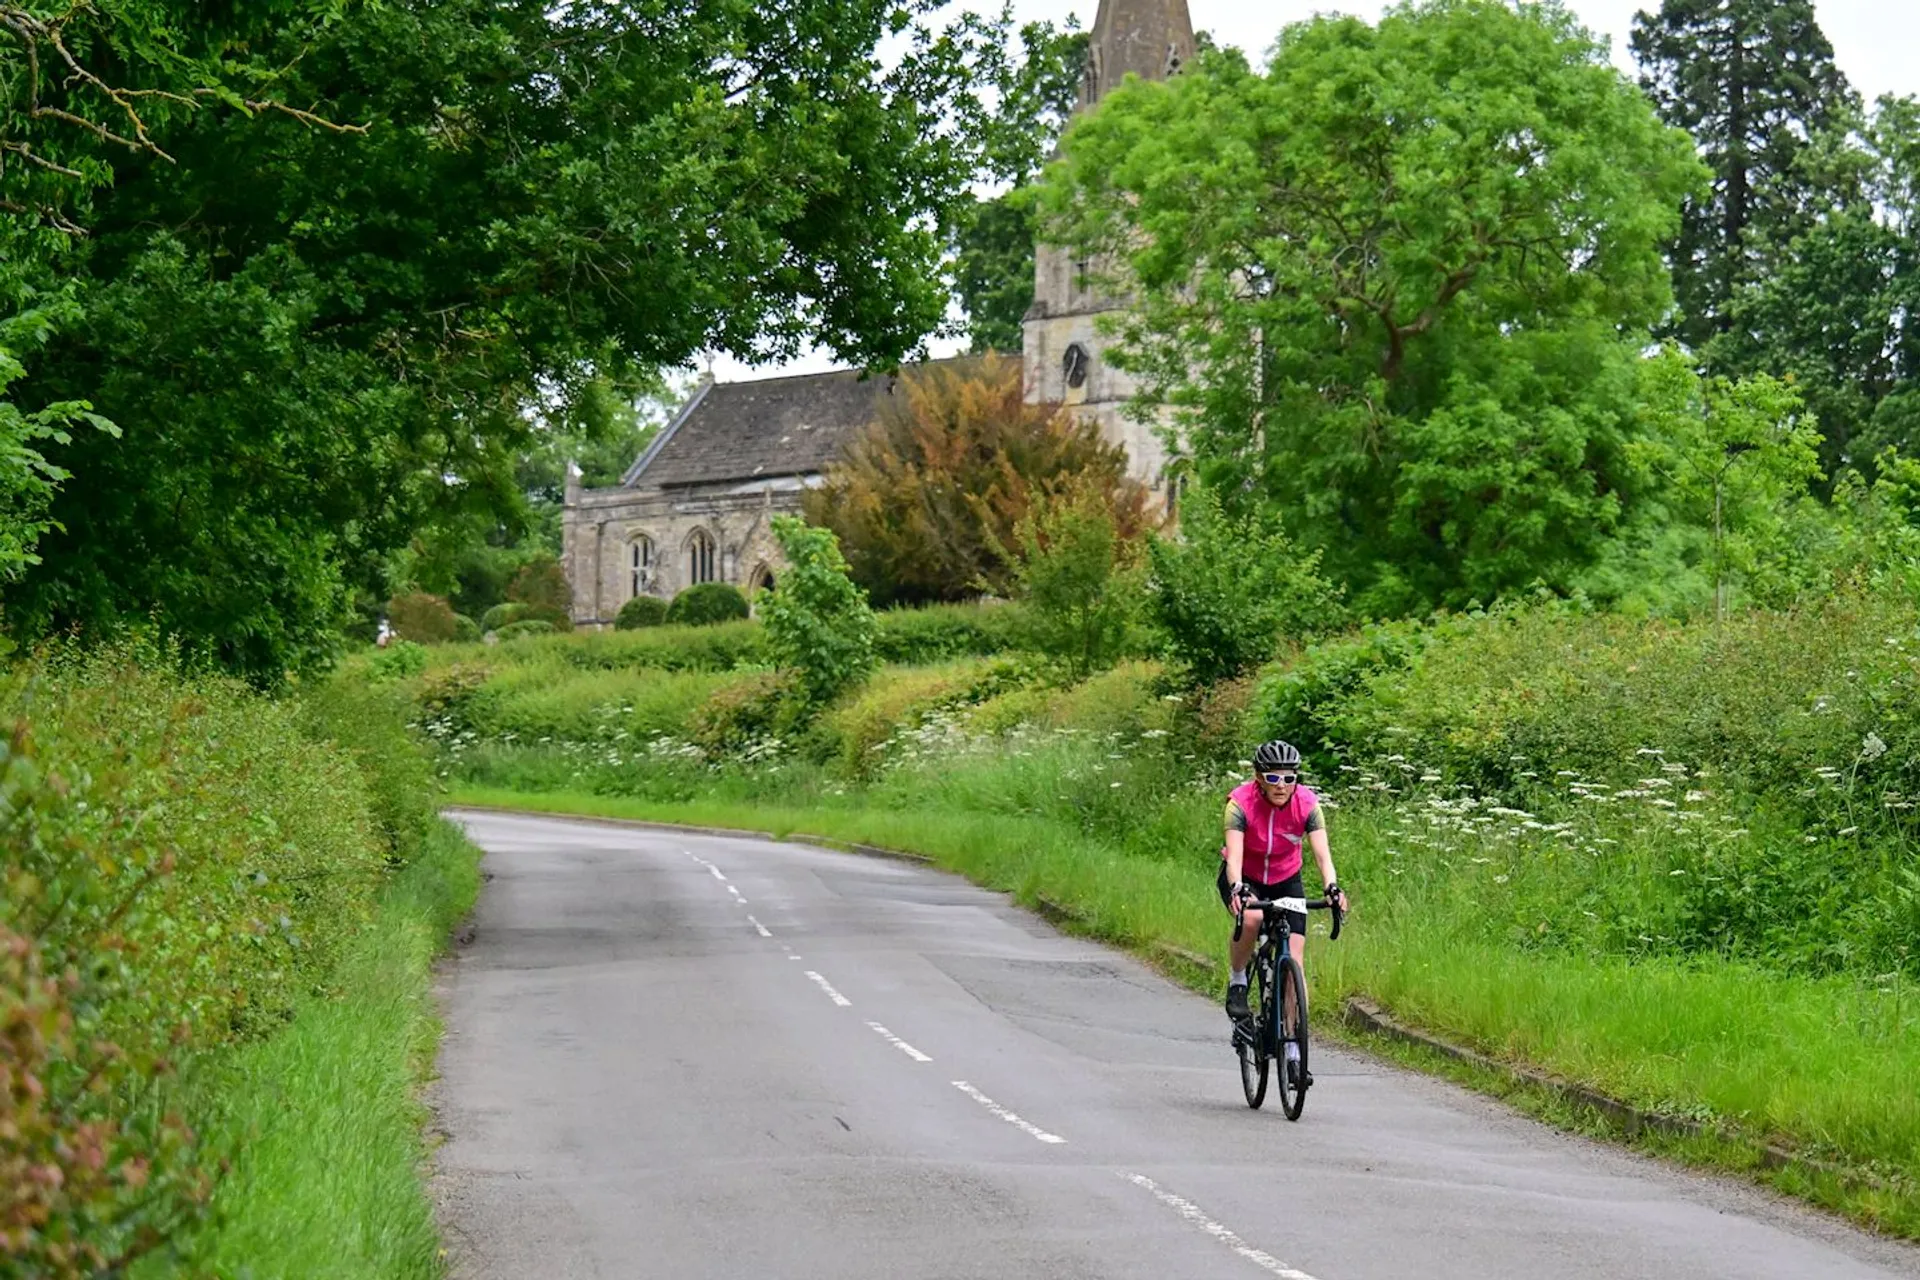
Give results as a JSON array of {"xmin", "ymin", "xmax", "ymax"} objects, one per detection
[{"xmin": 624, "ymin": 358, "xmax": 1007, "ymax": 490}]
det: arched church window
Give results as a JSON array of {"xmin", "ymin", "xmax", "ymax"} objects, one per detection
[
  {"xmin": 750, "ymin": 563, "xmax": 776, "ymax": 596},
  {"xmin": 1063, "ymin": 343, "xmax": 1090, "ymax": 389},
  {"xmin": 688, "ymin": 529, "xmax": 717, "ymax": 585},
  {"xmin": 629, "ymin": 536, "xmax": 655, "ymax": 598}
]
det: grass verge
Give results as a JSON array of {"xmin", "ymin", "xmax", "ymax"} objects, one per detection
[
  {"xmin": 451, "ymin": 784, "xmax": 1920, "ymax": 1239},
  {"xmin": 133, "ymin": 820, "xmax": 482, "ymax": 1279}
]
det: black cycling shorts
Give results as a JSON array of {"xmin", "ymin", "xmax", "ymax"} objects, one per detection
[{"xmin": 1216, "ymin": 863, "xmax": 1307, "ymax": 935}]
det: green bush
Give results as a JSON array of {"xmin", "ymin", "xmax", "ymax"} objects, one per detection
[
  {"xmin": 616, "ymin": 595, "xmax": 669, "ymax": 630},
  {"xmin": 690, "ymin": 670, "xmax": 803, "ymax": 757},
  {"xmin": 1001, "ymin": 483, "xmax": 1142, "ymax": 679},
  {"xmin": 481, "ymin": 602, "xmax": 528, "ymax": 633},
  {"xmin": 1147, "ymin": 484, "xmax": 1345, "ymax": 685},
  {"xmin": 1248, "ymin": 619, "xmax": 1430, "ymax": 762},
  {"xmin": 816, "ymin": 657, "xmax": 1038, "ymax": 772},
  {"xmin": 763, "ymin": 516, "xmax": 876, "ymax": 706},
  {"xmin": 368, "ymin": 638, "xmax": 428, "ymax": 680},
  {"xmin": 297, "ymin": 675, "xmax": 439, "ymax": 866},
  {"xmin": 496, "ymin": 619, "xmax": 558, "ymax": 641},
  {"xmin": 874, "ymin": 601, "xmax": 1031, "ymax": 662},
  {"xmin": 387, "ymin": 591, "xmax": 458, "ymax": 644},
  {"xmin": 0, "ymin": 644, "xmax": 388, "ymax": 1267},
  {"xmin": 667, "ymin": 582, "xmax": 751, "ymax": 626},
  {"xmin": 452, "ymin": 613, "xmax": 482, "ymax": 643}
]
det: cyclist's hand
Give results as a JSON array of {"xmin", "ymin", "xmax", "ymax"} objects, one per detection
[
  {"xmin": 1227, "ymin": 881, "xmax": 1250, "ymax": 916},
  {"xmin": 1326, "ymin": 881, "xmax": 1350, "ymax": 914}
]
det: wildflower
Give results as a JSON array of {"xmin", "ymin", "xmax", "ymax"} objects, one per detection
[
  {"xmin": 1634, "ymin": 746, "xmax": 1664, "ymax": 756},
  {"xmin": 1862, "ymin": 732, "xmax": 1888, "ymax": 762},
  {"xmin": 1685, "ymin": 790, "xmax": 1708, "ymax": 803},
  {"xmin": 1838, "ymin": 826, "xmax": 1859, "ymax": 837},
  {"xmin": 1493, "ymin": 874, "xmax": 1510, "ymax": 884}
]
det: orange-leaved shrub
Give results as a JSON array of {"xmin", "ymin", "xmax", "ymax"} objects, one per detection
[
  {"xmin": 0, "ymin": 643, "xmax": 388, "ymax": 1274},
  {"xmin": 804, "ymin": 354, "xmax": 1151, "ymax": 607}
]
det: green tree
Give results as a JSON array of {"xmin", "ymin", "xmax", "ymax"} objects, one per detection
[
  {"xmin": 10, "ymin": 0, "xmax": 1027, "ymax": 680},
  {"xmin": 1714, "ymin": 98, "xmax": 1920, "ymax": 477},
  {"xmin": 952, "ymin": 22, "xmax": 1087, "ymax": 353},
  {"xmin": 1631, "ymin": 0, "xmax": 1858, "ymax": 351},
  {"xmin": 762, "ymin": 516, "xmax": 877, "ymax": 707},
  {"xmin": 1147, "ymin": 485, "xmax": 1344, "ymax": 686},
  {"xmin": 1628, "ymin": 346, "xmax": 1823, "ymax": 617},
  {"xmin": 1038, "ymin": 0, "xmax": 1703, "ymax": 614},
  {"xmin": 0, "ymin": 2, "xmax": 339, "ymax": 582},
  {"xmin": 999, "ymin": 481, "xmax": 1141, "ymax": 679}
]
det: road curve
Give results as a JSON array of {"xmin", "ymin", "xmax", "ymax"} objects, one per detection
[{"xmin": 432, "ymin": 810, "xmax": 1920, "ymax": 1280}]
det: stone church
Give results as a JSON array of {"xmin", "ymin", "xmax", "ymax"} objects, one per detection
[{"xmin": 561, "ymin": 0, "xmax": 1195, "ymax": 626}]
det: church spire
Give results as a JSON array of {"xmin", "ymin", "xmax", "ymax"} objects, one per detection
[{"xmin": 1081, "ymin": 0, "xmax": 1196, "ymax": 108}]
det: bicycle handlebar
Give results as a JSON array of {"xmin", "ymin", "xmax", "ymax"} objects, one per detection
[{"xmin": 1232, "ymin": 892, "xmax": 1345, "ymax": 943}]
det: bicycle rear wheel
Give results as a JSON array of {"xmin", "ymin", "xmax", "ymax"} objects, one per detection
[
  {"xmin": 1237, "ymin": 956, "xmax": 1269, "ymax": 1109},
  {"xmin": 1276, "ymin": 954, "xmax": 1310, "ymax": 1121}
]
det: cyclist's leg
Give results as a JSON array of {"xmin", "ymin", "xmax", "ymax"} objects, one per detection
[
  {"xmin": 1217, "ymin": 865, "xmax": 1265, "ymax": 1018},
  {"xmin": 1218, "ymin": 865, "xmax": 1264, "ymax": 976}
]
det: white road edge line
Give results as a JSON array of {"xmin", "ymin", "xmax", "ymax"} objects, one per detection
[
  {"xmin": 866, "ymin": 1022, "xmax": 931, "ymax": 1062},
  {"xmin": 951, "ymin": 1081, "xmax": 1066, "ymax": 1144},
  {"xmin": 1122, "ymin": 1174, "xmax": 1320, "ymax": 1280},
  {"xmin": 746, "ymin": 915, "xmax": 772, "ymax": 938},
  {"xmin": 804, "ymin": 970, "xmax": 851, "ymax": 1007}
]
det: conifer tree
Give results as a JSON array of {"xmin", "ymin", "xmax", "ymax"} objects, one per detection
[{"xmin": 1631, "ymin": 0, "xmax": 1857, "ymax": 350}]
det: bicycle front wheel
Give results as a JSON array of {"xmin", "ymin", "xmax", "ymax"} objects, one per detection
[
  {"xmin": 1276, "ymin": 954, "xmax": 1310, "ymax": 1121},
  {"xmin": 1238, "ymin": 958, "xmax": 1269, "ymax": 1109}
]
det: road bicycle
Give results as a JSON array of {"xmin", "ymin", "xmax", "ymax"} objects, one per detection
[{"xmin": 1230, "ymin": 888, "xmax": 1344, "ymax": 1119}]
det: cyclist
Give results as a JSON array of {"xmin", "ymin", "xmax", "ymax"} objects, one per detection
[{"xmin": 1220, "ymin": 741, "xmax": 1348, "ymax": 1076}]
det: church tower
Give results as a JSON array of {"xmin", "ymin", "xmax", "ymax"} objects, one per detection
[{"xmin": 1023, "ymin": 0, "xmax": 1195, "ymax": 496}]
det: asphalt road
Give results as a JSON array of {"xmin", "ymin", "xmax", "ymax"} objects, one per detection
[{"xmin": 433, "ymin": 810, "xmax": 1920, "ymax": 1280}]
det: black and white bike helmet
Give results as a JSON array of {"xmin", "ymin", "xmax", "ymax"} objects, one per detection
[{"xmin": 1252, "ymin": 739, "xmax": 1302, "ymax": 771}]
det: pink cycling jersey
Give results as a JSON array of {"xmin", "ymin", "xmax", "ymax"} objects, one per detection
[{"xmin": 1220, "ymin": 779, "xmax": 1320, "ymax": 884}]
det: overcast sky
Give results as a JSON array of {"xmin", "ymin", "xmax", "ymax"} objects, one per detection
[{"xmin": 711, "ymin": 0, "xmax": 1917, "ymax": 383}]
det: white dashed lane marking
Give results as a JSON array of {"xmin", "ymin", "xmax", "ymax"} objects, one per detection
[
  {"xmin": 951, "ymin": 1081, "xmax": 1066, "ymax": 1144},
  {"xmin": 866, "ymin": 1022, "xmax": 931, "ymax": 1062},
  {"xmin": 1122, "ymin": 1174, "xmax": 1321, "ymax": 1279},
  {"xmin": 710, "ymin": 866, "xmax": 727, "ymax": 883},
  {"xmin": 804, "ymin": 971, "xmax": 851, "ymax": 1007},
  {"xmin": 746, "ymin": 915, "xmax": 772, "ymax": 938}
]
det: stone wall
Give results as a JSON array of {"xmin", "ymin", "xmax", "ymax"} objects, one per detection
[{"xmin": 562, "ymin": 482, "xmax": 799, "ymax": 628}]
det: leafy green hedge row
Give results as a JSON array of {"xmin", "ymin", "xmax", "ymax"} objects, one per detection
[
  {"xmin": 1253, "ymin": 590, "xmax": 1920, "ymax": 799},
  {"xmin": 0, "ymin": 645, "xmax": 437, "ymax": 1274}
]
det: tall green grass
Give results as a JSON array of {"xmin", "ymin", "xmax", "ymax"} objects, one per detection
[{"xmin": 135, "ymin": 820, "xmax": 480, "ymax": 1279}]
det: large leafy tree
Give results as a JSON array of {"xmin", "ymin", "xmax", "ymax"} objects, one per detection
[
  {"xmin": 0, "ymin": 2, "xmax": 343, "ymax": 584},
  {"xmin": 11, "ymin": 0, "xmax": 1020, "ymax": 679},
  {"xmin": 1630, "ymin": 0, "xmax": 1857, "ymax": 351},
  {"xmin": 1038, "ymin": 0, "xmax": 1703, "ymax": 614},
  {"xmin": 1716, "ymin": 98, "xmax": 1920, "ymax": 476},
  {"xmin": 952, "ymin": 22, "xmax": 1087, "ymax": 352}
]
